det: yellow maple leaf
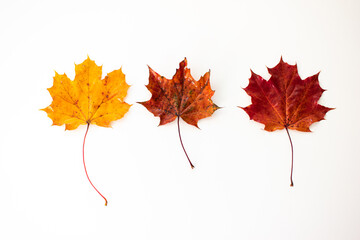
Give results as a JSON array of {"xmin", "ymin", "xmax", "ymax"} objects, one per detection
[
  {"xmin": 42, "ymin": 57, "xmax": 131, "ymax": 206},
  {"xmin": 42, "ymin": 57, "xmax": 131, "ymax": 130}
]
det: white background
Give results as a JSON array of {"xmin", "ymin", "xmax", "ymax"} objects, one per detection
[{"xmin": 0, "ymin": 0, "xmax": 358, "ymax": 239}]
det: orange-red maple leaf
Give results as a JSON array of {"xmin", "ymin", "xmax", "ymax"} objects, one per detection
[
  {"xmin": 140, "ymin": 58, "xmax": 219, "ymax": 168},
  {"xmin": 242, "ymin": 58, "xmax": 333, "ymax": 186}
]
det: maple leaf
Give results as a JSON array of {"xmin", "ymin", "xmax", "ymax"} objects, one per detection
[
  {"xmin": 42, "ymin": 57, "xmax": 131, "ymax": 205},
  {"xmin": 242, "ymin": 58, "xmax": 333, "ymax": 186},
  {"xmin": 139, "ymin": 58, "xmax": 219, "ymax": 168}
]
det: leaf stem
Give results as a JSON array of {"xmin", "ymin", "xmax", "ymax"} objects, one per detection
[
  {"xmin": 177, "ymin": 117, "xmax": 194, "ymax": 169},
  {"xmin": 285, "ymin": 127, "xmax": 294, "ymax": 187},
  {"xmin": 83, "ymin": 123, "xmax": 108, "ymax": 206}
]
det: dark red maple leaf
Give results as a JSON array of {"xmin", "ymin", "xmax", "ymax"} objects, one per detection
[
  {"xmin": 242, "ymin": 58, "xmax": 333, "ymax": 186},
  {"xmin": 139, "ymin": 58, "xmax": 219, "ymax": 168}
]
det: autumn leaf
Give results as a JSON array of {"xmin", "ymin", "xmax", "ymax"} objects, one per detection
[
  {"xmin": 42, "ymin": 57, "xmax": 131, "ymax": 205},
  {"xmin": 242, "ymin": 58, "xmax": 333, "ymax": 186},
  {"xmin": 139, "ymin": 58, "xmax": 219, "ymax": 168}
]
